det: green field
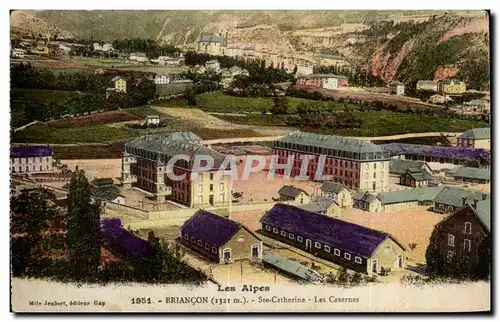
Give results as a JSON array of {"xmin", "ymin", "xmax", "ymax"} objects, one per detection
[
  {"xmin": 195, "ymin": 91, "xmax": 355, "ymax": 113},
  {"xmin": 215, "ymin": 110, "xmax": 487, "ymax": 137},
  {"xmin": 11, "ymin": 123, "xmax": 138, "ymax": 144}
]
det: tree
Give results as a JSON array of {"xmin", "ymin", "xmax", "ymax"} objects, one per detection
[
  {"xmin": 270, "ymin": 96, "xmax": 288, "ymax": 115},
  {"xmin": 129, "ymin": 79, "xmax": 156, "ymax": 106},
  {"xmin": 10, "ymin": 188, "xmax": 58, "ymax": 276},
  {"xmin": 185, "ymin": 89, "xmax": 197, "ymax": 106},
  {"xmin": 67, "ymin": 170, "xmax": 102, "ymax": 281}
]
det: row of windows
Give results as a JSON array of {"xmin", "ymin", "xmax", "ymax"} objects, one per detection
[
  {"xmin": 11, "ymin": 165, "xmax": 50, "ymax": 172},
  {"xmin": 265, "ymin": 225, "xmax": 363, "ymax": 264},
  {"xmin": 11, "ymin": 157, "xmax": 51, "ymax": 164},
  {"xmin": 198, "ymin": 183, "xmax": 224, "ymax": 193},
  {"xmin": 274, "ymin": 144, "xmax": 388, "ymax": 161},
  {"xmin": 184, "ymin": 234, "xmax": 218, "ymax": 254},
  {"xmin": 437, "ymin": 204, "xmax": 455, "ymax": 212},
  {"xmin": 447, "ymin": 234, "xmax": 472, "ymax": 251}
]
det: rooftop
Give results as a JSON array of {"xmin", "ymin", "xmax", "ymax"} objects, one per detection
[
  {"xmin": 278, "ymin": 185, "xmax": 308, "ymax": 198},
  {"xmin": 297, "ymin": 74, "xmax": 348, "ymax": 79},
  {"xmin": 277, "ymin": 132, "xmax": 388, "ymax": 157},
  {"xmin": 473, "ymin": 200, "xmax": 491, "ymax": 231},
  {"xmin": 389, "ymin": 159, "xmax": 427, "ymax": 175},
  {"xmin": 199, "ymin": 35, "xmax": 226, "ymax": 45},
  {"xmin": 352, "ymin": 192, "xmax": 378, "ymax": 203},
  {"xmin": 453, "ymin": 166, "xmax": 490, "ymax": 181},
  {"xmin": 262, "ymin": 252, "xmax": 323, "ymax": 282},
  {"xmin": 433, "ymin": 187, "xmax": 488, "ymax": 208},
  {"xmin": 377, "ymin": 187, "xmax": 443, "ymax": 205},
  {"xmin": 457, "ymin": 127, "xmax": 490, "ymax": 140},
  {"xmin": 403, "ymin": 168, "xmax": 434, "ymax": 181},
  {"xmin": 262, "ymin": 204, "xmax": 401, "ymax": 258},
  {"xmin": 181, "ymin": 210, "xmax": 244, "ymax": 247},
  {"xmin": 11, "ymin": 146, "xmax": 53, "ymax": 158},
  {"xmin": 320, "ymin": 182, "xmax": 346, "ymax": 194}
]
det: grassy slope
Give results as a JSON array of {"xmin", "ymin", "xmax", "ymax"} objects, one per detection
[
  {"xmin": 215, "ymin": 110, "xmax": 486, "ymax": 137},
  {"xmin": 195, "ymin": 91, "xmax": 357, "ymax": 113}
]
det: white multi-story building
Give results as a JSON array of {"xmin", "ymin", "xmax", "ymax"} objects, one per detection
[{"xmin": 10, "ymin": 146, "xmax": 54, "ymax": 174}]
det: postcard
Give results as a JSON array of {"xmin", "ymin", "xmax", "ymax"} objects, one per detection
[{"xmin": 9, "ymin": 9, "xmax": 491, "ymax": 313}]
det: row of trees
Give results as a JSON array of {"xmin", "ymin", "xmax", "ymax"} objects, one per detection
[
  {"xmin": 112, "ymin": 38, "xmax": 180, "ymax": 58},
  {"xmin": 11, "ymin": 63, "xmax": 111, "ymax": 91},
  {"xmin": 11, "ymin": 170, "xmax": 207, "ymax": 284}
]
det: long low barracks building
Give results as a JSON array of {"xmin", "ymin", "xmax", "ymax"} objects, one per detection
[{"xmin": 261, "ymin": 203, "xmax": 406, "ymax": 276}]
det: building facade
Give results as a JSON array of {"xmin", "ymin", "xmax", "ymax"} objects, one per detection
[
  {"xmin": 145, "ymin": 115, "xmax": 160, "ymax": 125},
  {"xmin": 388, "ymin": 81, "xmax": 405, "ymax": 96},
  {"xmin": 112, "ymin": 76, "xmax": 128, "ymax": 93},
  {"xmin": 277, "ymin": 185, "xmax": 310, "ymax": 204},
  {"xmin": 121, "ymin": 133, "xmax": 232, "ymax": 207},
  {"xmin": 318, "ymin": 182, "xmax": 352, "ymax": 208},
  {"xmin": 352, "ymin": 192, "xmax": 382, "ymax": 212},
  {"xmin": 399, "ymin": 168, "xmax": 434, "ymax": 187},
  {"xmin": 261, "ymin": 204, "xmax": 406, "ymax": 276},
  {"xmin": 427, "ymin": 201, "xmax": 490, "ymax": 278},
  {"xmin": 437, "ymin": 79, "xmax": 466, "ymax": 95},
  {"xmin": 457, "ymin": 127, "xmax": 490, "ymax": 150},
  {"xmin": 197, "ymin": 35, "xmax": 227, "ymax": 55},
  {"xmin": 10, "ymin": 146, "xmax": 54, "ymax": 174},
  {"xmin": 272, "ymin": 132, "xmax": 390, "ymax": 192},
  {"xmin": 181, "ymin": 210, "xmax": 262, "ymax": 264},
  {"xmin": 296, "ymin": 74, "xmax": 346, "ymax": 90},
  {"xmin": 416, "ymin": 80, "xmax": 438, "ymax": 92},
  {"xmin": 154, "ymin": 75, "xmax": 170, "ymax": 85}
]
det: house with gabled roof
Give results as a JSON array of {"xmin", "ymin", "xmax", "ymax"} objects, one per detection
[
  {"xmin": 427, "ymin": 199, "xmax": 490, "ymax": 279},
  {"xmin": 297, "ymin": 196, "xmax": 342, "ymax": 218},
  {"xmin": 318, "ymin": 182, "xmax": 352, "ymax": 208},
  {"xmin": 181, "ymin": 210, "xmax": 262, "ymax": 264},
  {"xmin": 278, "ymin": 185, "xmax": 310, "ymax": 204},
  {"xmin": 261, "ymin": 204, "xmax": 406, "ymax": 275},
  {"xmin": 377, "ymin": 187, "xmax": 443, "ymax": 212},
  {"xmin": 352, "ymin": 192, "xmax": 382, "ymax": 213},
  {"xmin": 433, "ymin": 187, "xmax": 489, "ymax": 214},
  {"xmin": 399, "ymin": 168, "xmax": 434, "ymax": 188},
  {"xmin": 89, "ymin": 178, "xmax": 125, "ymax": 205},
  {"xmin": 457, "ymin": 127, "xmax": 490, "ymax": 150},
  {"xmin": 389, "ymin": 159, "xmax": 431, "ymax": 177}
]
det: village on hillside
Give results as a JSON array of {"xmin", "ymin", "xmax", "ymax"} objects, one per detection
[{"xmin": 10, "ymin": 10, "xmax": 491, "ymax": 298}]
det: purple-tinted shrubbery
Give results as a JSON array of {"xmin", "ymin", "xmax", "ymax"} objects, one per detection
[{"xmin": 101, "ymin": 219, "xmax": 150, "ymax": 257}]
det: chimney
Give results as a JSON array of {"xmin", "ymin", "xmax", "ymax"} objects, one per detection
[
  {"xmin": 462, "ymin": 197, "xmax": 467, "ymax": 205},
  {"xmin": 473, "ymin": 199, "xmax": 478, "ymax": 209}
]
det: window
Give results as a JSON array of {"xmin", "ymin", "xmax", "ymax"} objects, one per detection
[
  {"xmin": 238, "ymin": 236, "xmax": 245, "ymax": 243},
  {"xmin": 464, "ymin": 239, "xmax": 471, "ymax": 252},
  {"xmin": 210, "ymin": 173, "xmax": 214, "ymax": 180},
  {"xmin": 273, "ymin": 228, "xmax": 278, "ymax": 234},
  {"xmin": 212, "ymin": 247, "xmax": 217, "ymax": 254},
  {"xmin": 197, "ymin": 240, "xmax": 203, "ymax": 246},
  {"xmin": 265, "ymin": 225, "xmax": 271, "ymax": 231},
  {"xmin": 198, "ymin": 196, "xmax": 203, "ymax": 204},
  {"xmin": 297, "ymin": 236, "xmax": 303, "ymax": 242},
  {"xmin": 210, "ymin": 184, "xmax": 213, "ymax": 191},
  {"xmin": 446, "ymin": 251, "xmax": 454, "ymax": 263},
  {"xmin": 464, "ymin": 222, "xmax": 472, "ymax": 234},
  {"xmin": 344, "ymin": 253, "xmax": 351, "ymax": 260},
  {"xmin": 288, "ymin": 233, "xmax": 294, "ymax": 240},
  {"xmin": 324, "ymin": 245, "xmax": 331, "ymax": 253},
  {"xmin": 385, "ymin": 245, "xmax": 391, "ymax": 252},
  {"xmin": 205, "ymin": 243, "xmax": 210, "ymax": 250},
  {"xmin": 198, "ymin": 184, "xmax": 203, "ymax": 193},
  {"xmin": 281, "ymin": 230, "xmax": 286, "ymax": 236},
  {"xmin": 448, "ymin": 234, "xmax": 455, "ymax": 247},
  {"xmin": 447, "ymin": 206, "xmax": 454, "ymax": 212},
  {"xmin": 191, "ymin": 237, "xmax": 196, "ymax": 243},
  {"xmin": 355, "ymin": 256, "xmax": 362, "ymax": 264},
  {"xmin": 220, "ymin": 183, "xmax": 224, "ymax": 191},
  {"xmin": 315, "ymin": 242, "xmax": 321, "ymax": 249},
  {"xmin": 333, "ymin": 248, "xmax": 340, "ymax": 256},
  {"xmin": 184, "ymin": 234, "xmax": 189, "ymax": 240},
  {"xmin": 438, "ymin": 204, "xmax": 445, "ymax": 210}
]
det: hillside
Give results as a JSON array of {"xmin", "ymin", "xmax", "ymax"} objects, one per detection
[{"xmin": 10, "ymin": 10, "xmax": 490, "ymax": 89}]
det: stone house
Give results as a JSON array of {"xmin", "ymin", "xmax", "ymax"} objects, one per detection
[
  {"xmin": 457, "ymin": 127, "xmax": 490, "ymax": 150},
  {"xmin": 352, "ymin": 192, "xmax": 382, "ymax": 213},
  {"xmin": 296, "ymin": 196, "xmax": 342, "ymax": 218},
  {"xmin": 181, "ymin": 210, "xmax": 262, "ymax": 264},
  {"xmin": 318, "ymin": 182, "xmax": 352, "ymax": 208},
  {"xmin": 278, "ymin": 185, "xmax": 310, "ymax": 204},
  {"xmin": 388, "ymin": 81, "xmax": 405, "ymax": 96},
  {"xmin": 427, "ymin": 200, "xmax": 490, "ymax": 278},
  {"xmin": 399, "ymin": 168, "xmax": 434, "ymax": 187},
  {"xmin": 437, "ymin": 79, "xmax": 466, "ymax": 95}
]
